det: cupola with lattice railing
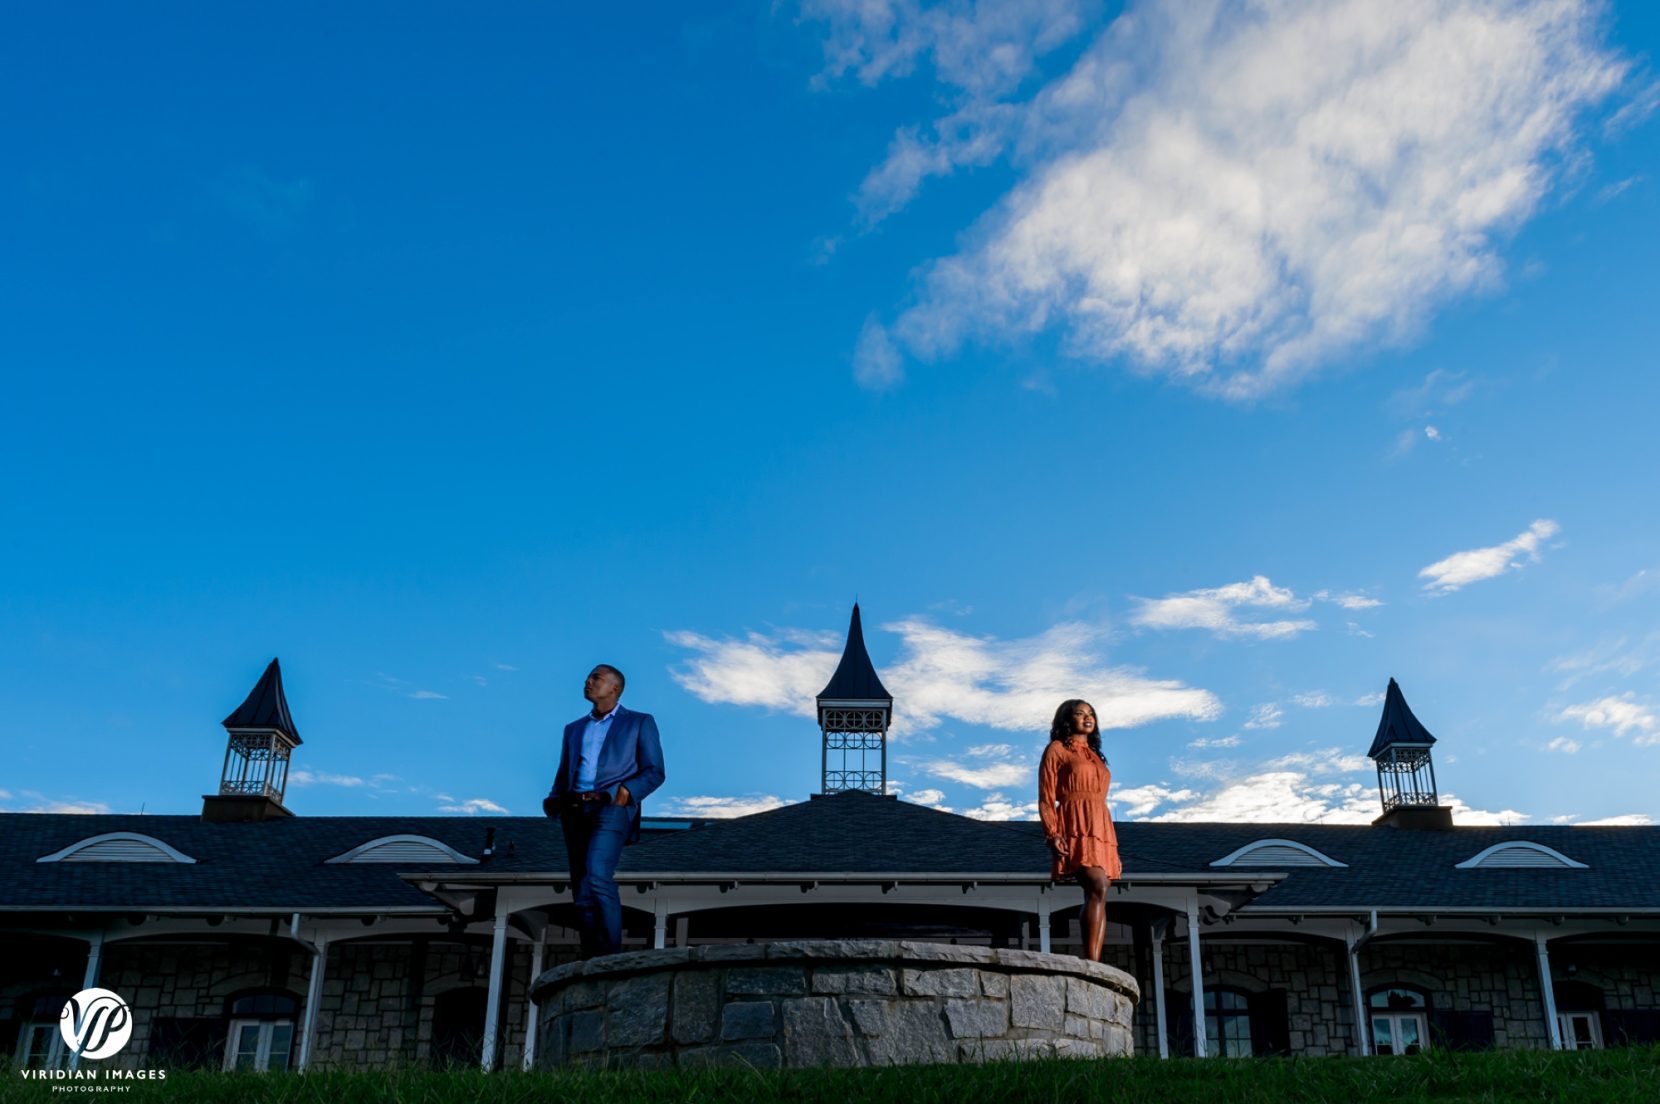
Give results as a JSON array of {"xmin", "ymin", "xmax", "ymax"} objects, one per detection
[{"xmin": 202, "ymin": 658, "xmax": 301, "ymax": 822}]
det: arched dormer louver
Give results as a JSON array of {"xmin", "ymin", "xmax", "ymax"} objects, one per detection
[
  {"xmin": 1454, "ymin": 842, "xmax": 1588, "ymax": 870},
  {"xmin": 37, "ymin": 832, "xmax": 198, "ymax": 864},
  {"xmin": 325, "ymin": 835, "xmax": 478, "ymax": 865},
  {"xmin": 1209, "ymin": 839, "xmax": 1347, "ymax": 868}
]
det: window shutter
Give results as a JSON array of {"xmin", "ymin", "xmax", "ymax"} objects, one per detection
[
  {"xmin": 1166, "ymin": 990, "xmax": 1196, "ymax": 1058},
  {"xmin": 1602, "ymin": 1010, "xmax": 1660, "ymax": 1046}
]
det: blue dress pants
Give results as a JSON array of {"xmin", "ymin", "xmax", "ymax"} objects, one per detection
[{"xmin": 560, "ymin": 802, "xmax": 630, "ymax": 956}]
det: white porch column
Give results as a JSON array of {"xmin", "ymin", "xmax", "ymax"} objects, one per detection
[
  {"xmin": 674, "ymin": 916, "xmax": 690, "ymax": 948},
  {"xmin": 296, "ymin": 934, "xmax": 329, "ymax": 1071},
  {"xmin": 67, "ymin": 930, "xmax": 107, "ymax": 1071},
  {"xmin": 521, "ymin": 928, "xmax": 547, "ymax": 1071},
  {"xmin": 1186, "ymin": 896, "xmax": 1208, "ymax": 1058},
  {"xmin": 1535, "ymin": 933, "xmax": 1563, "ymax": 1050},
  {"xmin": 480, "ymin": 910, "xmax": 510, "ymax": 1071},
  {"xmin": 1150, "ymin": 924, "xmax": 1169, "ymax": 1059},
  {"xmin": 653, "ymin": 901, "xmax": 669, "ymax": 950},
  {"xmin": 1037, "ymin": 893, "xmax": 1052, "ymax": 954},
  {"xmin": 1346, "ymin": 925, "xmax": 1371, "ymax": 1057}
]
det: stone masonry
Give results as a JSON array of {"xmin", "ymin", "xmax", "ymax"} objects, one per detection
[{"xmin": 530, "ymin": 940, "xmax": 1139, "ymax": 1070}]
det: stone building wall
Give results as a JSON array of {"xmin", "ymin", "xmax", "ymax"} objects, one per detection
[
  {"xmin": 1156, "ymin": 939, "xmax": 1356, "ymax": 1058},
  {"xmin": 1363, "ymin": 942, "xmax": 1549, "ymax": 1050}
]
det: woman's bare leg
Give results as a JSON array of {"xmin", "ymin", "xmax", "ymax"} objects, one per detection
[{"xmin": 1077, "ymin": 866, "xmax": 1110, "ymax": 962}]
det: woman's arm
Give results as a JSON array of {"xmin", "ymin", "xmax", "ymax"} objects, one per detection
[{"xmin": 1038, "ymin": 743, "xmax": 1062, "ymax": 843}]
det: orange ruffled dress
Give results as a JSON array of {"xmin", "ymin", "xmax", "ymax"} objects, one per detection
[{"xmin": 1038, "ymin": 738, "xmax": 1123, "ymax": 881}]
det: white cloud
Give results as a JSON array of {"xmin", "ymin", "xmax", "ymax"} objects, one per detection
[
  {"xmin": 0, "ymin": 790, "xmax": 114, "ymax": 815},
  {"xmin": 854, "ymin": 315, "xmax": 905, "ymax": 390},
  {"xmin": 923, "ymin": 759, "xmax": 1031, "ymax": 789},
  {"xmin": 1577, "ymin": 813, "xmax": 1654, "ymax": 826},
  {"xmin": 1557, "ymin": 694, "xmax": 1659, "ymax": 744},
  {"xmin": 1291, "ymin": 692, "xmax": 1336, "ymax": 709},
  {"xmin": 1418, "ymin": 519, "xmax": 1562, "ymax": 593},
  {"xmin": 668, "ymin": 617, "xmax": 1220, "ymax": 734},
  {"xmin": 833, "ymin": 0, "xmax": 1627, "ymax": 397},
  {"xmin": 660, "ymin": 794, "xmax": 790, "ymax": 818},
  {"xmin": 435, "ymin": 796, "xmax": 509, "ymax": 815},
  {"xmin": 1346, "ymin": 622, "xmax": 1376, "ymax": 639},
  {"xmin": 1187, "ymin": 734, "xmax": 1241, "ymax": 749},
  {"xmin": 289, "ymin": 769, "xmax": 366, "ymax": 788},
  {"xmin": 905, "ymin": 788, "xmax": 953, "ymax": 811},
  {"xmin": 1545, "ymin": 736, "xmax": 1581, "ymax": 755},
  {"xmin": 665, "ymin": 629, "xmax": 842, "ymax": 716},
  {"xmin": 1355, "ymin": 691, "xmax": 1386, "ymax": 707},
  {"xmin": 1132, "ymin": 576, "xmax": 1317, "ymax": 640},
  {"xmin": 495, "ymin": 663, "xmax": 519, "ymax": 672},
  {"xmin": 1144, "ymin": 771, "xmax": 1523, "ymax": 825},
  {"xmin": 961, "ymin": 791, "xmax": 1040, "ymax": 821},
  {"xmin": 1313, "ymin": 591, "xmax": 1384, "ymax": 611},
  {"xmin": 1243, "ymin": 703, "xmax": 1283, "ymax": 730},
  {"xmin": 1263, "ymin": 748, "xmax": 1372, "ymax": 774},
  {"xmin": 967, "ymin": 743, "xmax": 1015, "ymax": 758},
  {"xmin": 1425, "ymin": 425, "xmax": 1442, "ymax": 442},
  {"xmin": 410, "ymin": 690, "xmax": 448, "ymax": 701},
  {"xmin": 1112, "ymin": 783, "xmax": 1198, "ymax": 818}
]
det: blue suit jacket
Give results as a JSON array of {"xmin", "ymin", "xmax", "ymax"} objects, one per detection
[{"xmin": 545, "ymin": 705, "xmax": 666, "ymax": 843}]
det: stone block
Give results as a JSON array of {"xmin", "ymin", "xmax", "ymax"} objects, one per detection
[
  {"xmin": 903, "ymin": 968, "xmax": 979, "ymax": 997},
  {"xmin": 672, "ymin": 971, "xmax": 719, "ymax": 1045},
  {"xmin": 607, "ymin": 973, "xmax": 670, "ymax": 1047},
  {"xmin": 980, "ymin": 973, "xmax": 1010, "ymax": 998},
  {"xmin": 845, "ymin": 999, "xmax": 887, "ymax": 1036},
  {"xmin": 781, "ymin": 997, "xmax": 859, "ymax": 1067},
  {"xmin": 1010, "ymin": 974, "xmax": 1065, "ymax": 1030},
  {"xmin": 864, "ymin": 1002, "xmax": 953, "ymax": 1065},
  {"xmin": 1066, "ymin": 977, "xmax": 1112, "ymax": 1019},
  {"xmin": 568, "ymin": 1010, "xmax": 604, "ymax": 1054},
  {"xmin": 896, "ymin": 942, "xmax": 995, "ymax": 965},
  {"xmin": 564, "ymin": 981, "xmax": 603, "ymax": 1010},
  {"xmin": 769, "ymin": 940, "xmax": 902, "ymax": 960},
  {"xmin": 680, "ymin": 1042, "xmax": 782, "ymax": 1069},
  {"xmin": 943, "ymin": 998, "xmax": 1008, "ymax": 1039},
  {"xmin": 970, "ymin": 1038, "xmax": 1055, "ymax": 1062},
  {"xmin": 812, "ymin": 966, "xmax": 897, "ymax": 996},
  {"xmin": 728, "ymin": 967, "xmax": 808, "ymax": 996},
  {"xmin": 720, "ymin": 1000, "xmax": 777, "ymax": 1040},
  {"xmin": 697, "ymin": 945, "xmax": 765, "ymax": 964},
  {"xmin": 613, "ymin": 1051, "xmax": 672, "ymax": 1070},
  {"xmin": 1066, "ymin": 1014, "xmax": 1090, "ymax": 1037}
]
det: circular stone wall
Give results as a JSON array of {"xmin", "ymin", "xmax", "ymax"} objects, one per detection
[{"xmin": 530, "ymin": 939, "xmax": 1138, "ymax": 1070}]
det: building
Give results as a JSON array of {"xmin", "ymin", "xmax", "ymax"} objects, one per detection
[{"xmin": 4, "ymin": 610, "xmax": 1658, "ymax": 1071}]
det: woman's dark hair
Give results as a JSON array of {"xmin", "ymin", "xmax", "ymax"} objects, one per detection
[{"xmin": 1050, "ymin": 699, "xmax": 1106, "ymax": 763}]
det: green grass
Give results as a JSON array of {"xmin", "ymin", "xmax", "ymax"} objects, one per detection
[{"xmin": 7, "ymin": 1047, "xmax": 1659, "ymax": 1104}]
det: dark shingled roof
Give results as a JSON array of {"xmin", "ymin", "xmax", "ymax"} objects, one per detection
[
  {"xmin": 1003, "ymin": 821, "xmax": 1660, "ymax": 911},
  {"xmin": 6, "ymin": 800, "xmax": 1658, "ymax": 915},
  {"xmin": 816, "ymin": 604, "xmax": 892, "ymax": 703},
  {"xmin": 221, "ymin": 658, "xmax": 302, "ymax": 744},
  {"xmin": 620, "ymin": 790, "xmax": 1041, "ymax": 874},
  {"xmin": 0, "ymin": 815, "xmax": 571, "ymax": 912},
  {"xmin": 1367, "ymin": 677, "xmax": 1437, "ymax": 758}
]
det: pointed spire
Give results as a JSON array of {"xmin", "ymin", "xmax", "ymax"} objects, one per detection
[
  {"xmin": 817, "ymin": 603, "xmax": 892, "ymax": 704},
  {"xmin": 1366, "ymin": 677, "xmax": 1434, "ymax": 760},
  {"xmin": 222, "ymin": 658, "xmax": 302, "ymax": 745}
]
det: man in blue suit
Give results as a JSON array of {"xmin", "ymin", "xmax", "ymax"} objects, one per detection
[{"xmin": 541, "ymin": 664, "xmax": 667, "ymax": 957}]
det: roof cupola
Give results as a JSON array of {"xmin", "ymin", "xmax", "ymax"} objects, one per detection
[{"xmin": 816, "ymin": 604, "xmax": 893, "ymax": 795}]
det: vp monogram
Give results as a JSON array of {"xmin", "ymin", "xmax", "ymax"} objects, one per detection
[{"xmin": 58, "ymin": 988, "xmax": 133, "ymax": 1060}]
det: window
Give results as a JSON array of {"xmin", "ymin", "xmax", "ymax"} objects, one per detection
[
  {"xmin": 1205, "ymin": 988, "xmax": 1254, "ymax": 1058},
  {"xmin": 12, "ymin": 994, "xmax": 71, "ymax": 1070},
  {"xmin": 221, "ymin": 991, "xmax": 299, "ymax": 1072},
  {"xmin": 1558, "ymin": 1011, "xmax": 1602, "ymax": 1051},
  {"xmin": 223, "ymin": 1021, "xmax": 294, "ymax": 1072},
  {"xmin": 1369, "ymin": 987, "xmax": 1430, "ymax": 1055}
]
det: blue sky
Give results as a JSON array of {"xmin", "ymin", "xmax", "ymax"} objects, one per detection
[{"xmin": 4, "ymin": 1, "xmax": 1659, "ymax": 828}]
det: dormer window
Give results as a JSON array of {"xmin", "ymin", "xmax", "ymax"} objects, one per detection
[
  {"xmin": 1210, "ymin": 839, "xmax": 1347, "ymax": 868},
  {"xmin": 37, "ymin": 833, "xmax": 197, "ymax": 864},
  {"xmin": 325, "ymin": 835, "xmax": 478, "ymax": 865},
  {"xmin": 1454, "ymin": 842, "xmax": 1587, "ymax": 869}
]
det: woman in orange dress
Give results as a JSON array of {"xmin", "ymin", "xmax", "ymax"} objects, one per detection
[{"xmin": 1038, "ymin": 698, "xmax": 1122, "ymax": 962}]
